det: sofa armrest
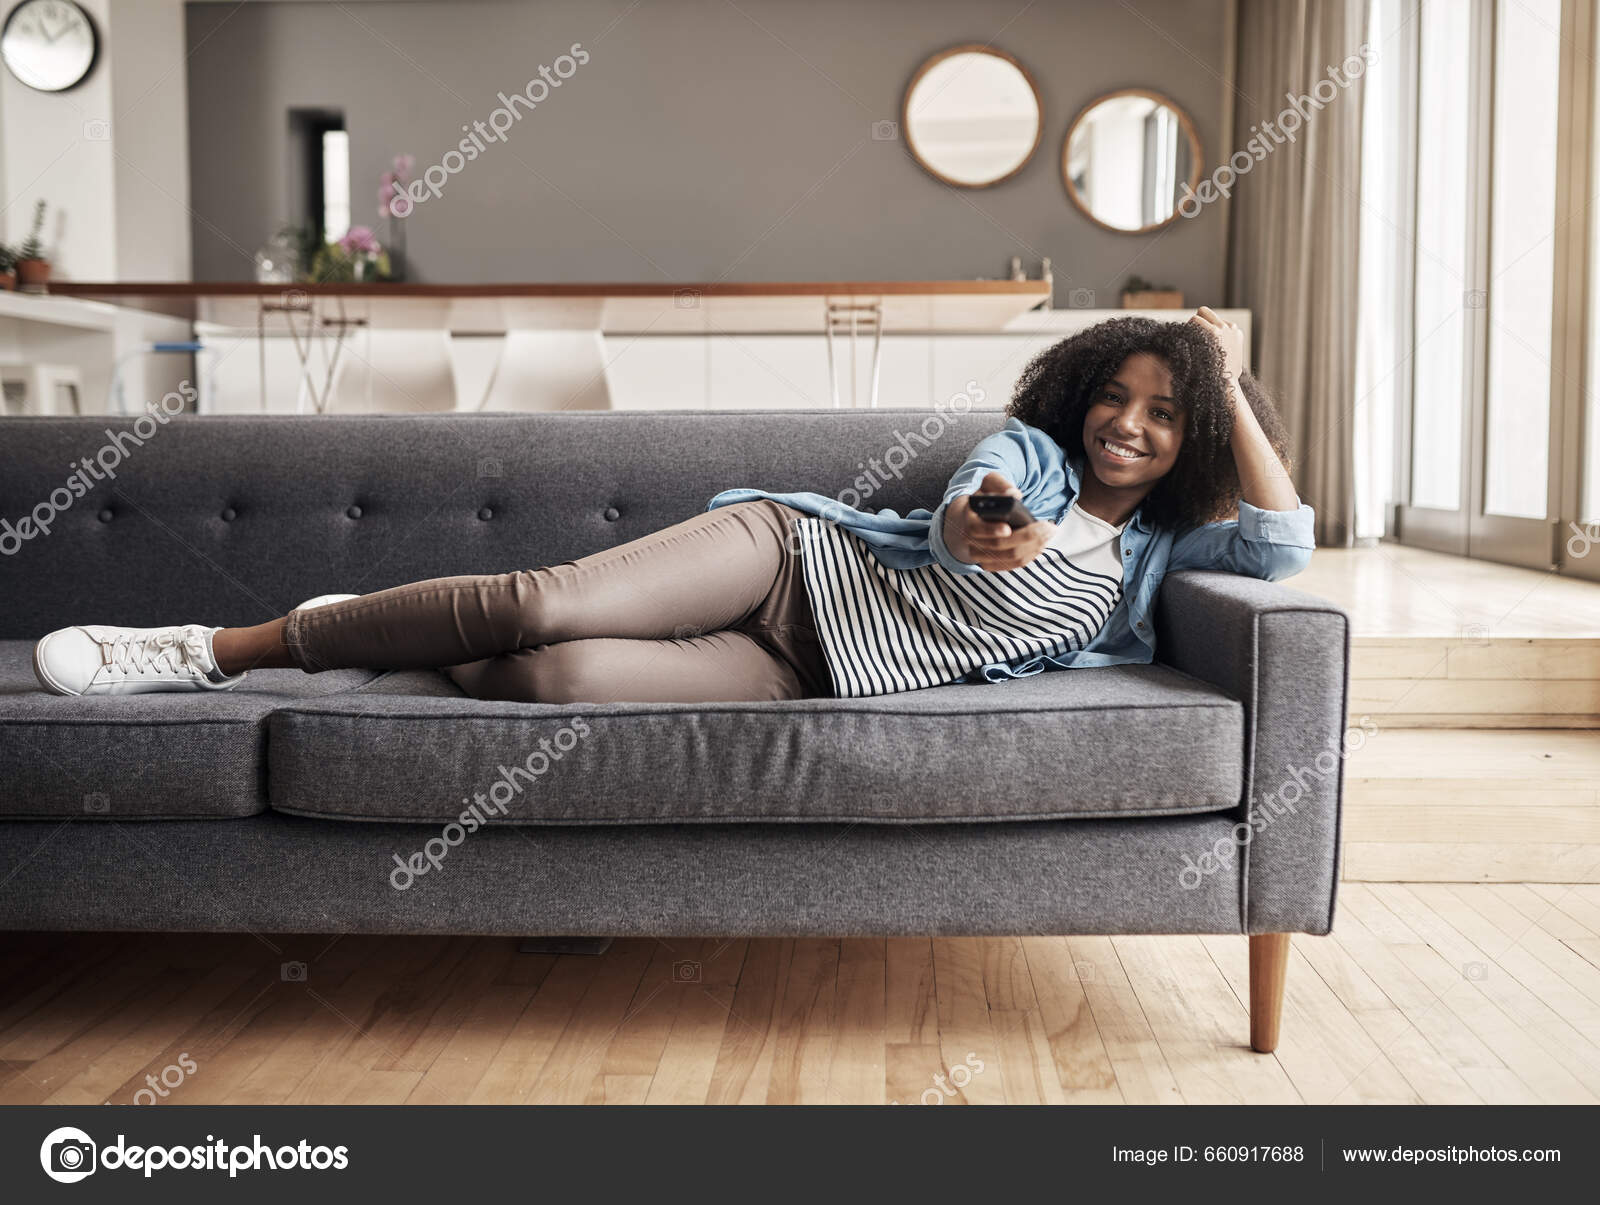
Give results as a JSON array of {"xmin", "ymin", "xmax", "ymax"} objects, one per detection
[{"xmin": 1154, "ymin": 570, "xmax": 1350, "ymax": 935}]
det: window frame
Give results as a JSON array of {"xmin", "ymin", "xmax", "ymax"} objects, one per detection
[{"xmin": 1390, "ymin": 0, "xmax": 1583, "ymax": 573}]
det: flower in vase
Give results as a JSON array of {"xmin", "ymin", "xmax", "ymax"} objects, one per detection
[{"xmin": 339, "ymin": 225, "xmax": 382, "ymax": 256}]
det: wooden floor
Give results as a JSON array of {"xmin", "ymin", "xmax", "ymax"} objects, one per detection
[
  {"xmin": 1296, "ymin": 544, "xmax": 1600, "ymax": 638},
  {"xmin": 1343, "ymin": 729, "xmax": 1600, "ymax": 882},
  {"xmin": 1295, "ymin": 546, "xmax": 1600, "ymax": 881},
  {"xmin": 5, "ymin": 881, "xmax": 1600, "ymax": 1105}
]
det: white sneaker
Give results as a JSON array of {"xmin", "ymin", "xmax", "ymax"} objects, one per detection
[
  {"xmin": 33, "ymin": 624, "xmax": 246, "ymax": 696},
  {"xmin": 295, "ymin": 594, "xmax": 360, "ymax": 610}
]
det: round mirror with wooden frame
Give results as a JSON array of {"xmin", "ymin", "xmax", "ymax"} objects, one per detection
[
  {"xmin": 901, "ymin": 44, "xmax": 1042, "ymax": 189},
  {"xmin": 1062, "ymin": 88, "xmax": 1202, "ymax": 234}
]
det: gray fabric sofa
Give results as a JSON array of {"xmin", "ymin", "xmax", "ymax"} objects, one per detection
[{"xmin": 0, "ymin": 411, "xmax": 1348, "ymax": 1051}]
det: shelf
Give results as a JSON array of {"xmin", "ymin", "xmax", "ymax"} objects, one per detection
[
  {"xmin": 51, "ymin": 280, "xmax": 1054, "ymax": 334},
  {"xmin": 0, "ymin": 289, "xmax": 121, "ymax": 333}
]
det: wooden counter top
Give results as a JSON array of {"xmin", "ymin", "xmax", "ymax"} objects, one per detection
[{"xmin": 48, "ymin": 280, "xmax": 1052, "ymax": 334}]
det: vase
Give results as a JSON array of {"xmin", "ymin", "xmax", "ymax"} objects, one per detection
[
  {"xmin": 253, "ymin": 234, "xmax": 300, "ymax": 284},
  {"xmin": 17, "ymin": 259, "xmax": 51, "ymax": 289},
  {"xmin": 387, "ymin": 215, "xmax": 406, "ymax": 282}
]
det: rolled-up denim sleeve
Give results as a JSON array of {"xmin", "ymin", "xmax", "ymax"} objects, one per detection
[
  {"xmin": 1168, "ymin": 499, "xmax": 1317, "ymax": 581},
  {"xmin": 927, "ymin": 419, "xmax": 1042, "ymax": 575},
  {"xmin": 928, "ymin": 496, "xmax": 981, "ymax": 574}
]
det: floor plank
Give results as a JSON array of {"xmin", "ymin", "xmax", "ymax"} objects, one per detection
[
  {"xmin": 647, "ymin": 940, "xmax": 749, "ymax": 1105},
  {"xmin": 1063, "ymin": 935, "xmax": 1182, "ymax": 1104},
  {"xmin": 1018, "ymin": 936, "xmax": 1121, "ymax": 1102},
  {"xmin": 706, "ymin": 939, "xmax": 792, "ymax": 1105},
  {"xmin": 825, "ymin": 938, "xmax": 886, "ymax": 1106},
  {"xmin": 766, "ymin": 939, "xmax": 840, "ymax": 1105},
  {"xmin": 930, "ymin": 938, "xmax": 1003, "ymax": 1105}
]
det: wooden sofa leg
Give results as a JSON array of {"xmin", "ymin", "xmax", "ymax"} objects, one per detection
[{"xmin": 1249, "ymin": 934, "xmax": 1291, "ymax": 1053}]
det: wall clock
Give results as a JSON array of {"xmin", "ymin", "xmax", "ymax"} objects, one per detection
[{"xmin": 2, "ymin": 0, "xmax": 99, "ymax": 93}]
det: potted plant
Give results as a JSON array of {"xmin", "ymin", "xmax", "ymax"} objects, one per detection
[
  {"xmin": 16, "ymin": 200, "xmax": 51, "ymax": 289},
  {"xmin": 309, "ymin": 226, "xmax": 390, "ymax": 283},
  {"xmin": 1120, "ymin": 274, "xmax": 1183, "ymax": 310},
  {"xmin": 0, "ymin": 242, "xmax": 16, "ymax": 291}
]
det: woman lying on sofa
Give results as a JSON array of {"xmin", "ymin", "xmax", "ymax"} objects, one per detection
[{"xmin": 33, "ymin": 307, "xmax": 1314, "ymax": 703}]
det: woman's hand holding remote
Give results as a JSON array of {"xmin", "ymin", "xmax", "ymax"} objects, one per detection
[{"xmin": 944, "ymin": 472, "xmax": 1058, "ymax": 572}]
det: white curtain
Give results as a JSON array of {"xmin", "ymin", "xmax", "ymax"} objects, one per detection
[
  {"xmin": 1227, "ymin": 0, "xmax": 1370, "ymax": 547},
  {"xmin": 1352, "ymin": 0, "xmax": 1408, "ymax": 540}
]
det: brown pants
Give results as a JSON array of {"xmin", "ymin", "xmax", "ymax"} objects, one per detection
[{"xmin": 283, "ymin": 500, "xmax": 831, "ymax": 703}]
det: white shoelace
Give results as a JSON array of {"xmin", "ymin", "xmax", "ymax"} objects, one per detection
[{"xmin": 101, "ymin": 627, "xmax": 210, "ymax": 678}]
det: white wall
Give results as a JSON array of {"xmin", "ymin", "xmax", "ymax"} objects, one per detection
[
  {"xmin": 109, "ymin": 0, "xmax": 192, "ymax": 280},
  {"xmin": 0, "ymin": 0, "xmax": 117, "ymax": 277},
  {"xmin": 0, "ymin": 0, "xmax": 191, "ymax": 280}
]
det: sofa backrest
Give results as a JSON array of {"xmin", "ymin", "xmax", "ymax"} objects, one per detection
[{"xmin": 0, "ymin": 410, "xmax": 1006, "ymax": 637}]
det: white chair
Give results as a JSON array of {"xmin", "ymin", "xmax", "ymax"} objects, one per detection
[
  {"xmin": 0, "ymin": 362, "xmax": 84, "ymax": 416},
  {"xmin": 468, "ymin": 330, "xmax": 612, "ymax": 411},
  {"xmin": 323, "ymin": 330, "xmax": 457, "ymax": 414}
]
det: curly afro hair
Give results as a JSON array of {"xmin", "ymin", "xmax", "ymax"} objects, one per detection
[{"xmin": 1007, "ymin": 316, "xmax": 1292, "ymax": 530}]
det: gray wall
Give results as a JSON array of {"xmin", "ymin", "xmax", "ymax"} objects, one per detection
[{"xmin": 186, "ymin": 0, "xmax": 1230, "ymax": 304}]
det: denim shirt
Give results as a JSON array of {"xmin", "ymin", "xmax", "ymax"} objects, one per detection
[{"xmin": 708, "ymin": 417, "xmax": 1317, "ymax": 681}]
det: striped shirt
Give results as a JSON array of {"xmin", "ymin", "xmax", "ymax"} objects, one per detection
[{"xmin": 795, "ymin": 504, "xmax": 1127, "ymax": 698}]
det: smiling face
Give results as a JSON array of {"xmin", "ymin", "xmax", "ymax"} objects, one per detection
[{"xmin": 1080, "ymin": 352, "xmax": 1185, "ymax": 504}]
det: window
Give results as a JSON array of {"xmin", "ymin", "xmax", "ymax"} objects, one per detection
[
  {"xmin": 1584, "ymin": 5, "xmax": 1600, "ymax": 529},
  {"xmin": 1483, "ymin": 0, "xmax": 1561, "ymax": 520},
  {"xmin": 1408, "ymin": 0, "xmax": 1472, "ymax": 512},
  {"xmin": 1354, "ymin": 0, "xmax": 1406, "ymax": 540},
  {"xmin": 321, "ymin": 130, "xmax": 351, "ymax": 244},
  {"xmin": 1367, "ymin": 0, "xmax": 1590, "ymax": 572},
  {"xmin": 287, "ymin": 108, "xmax": 347, "ymax": 245}
]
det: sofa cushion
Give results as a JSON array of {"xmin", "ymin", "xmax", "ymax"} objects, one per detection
[
  {"xmin": 268, "ymin": 664, "xmax": 1244, "ymax": 825},
  {"xmin": 0, "ymin": 641, "xmax": 380, "ymax": 819}
]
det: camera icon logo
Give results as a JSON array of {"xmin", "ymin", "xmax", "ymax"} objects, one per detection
[
  {"xmin": 1463, "ymin": 961, "xmax": 1488, "ymax": 981},
  {"xmin": 83, "ymin": 119, "xmax": 111, "ymax": 141},
  {"xmin": 1463, "ymin": 289, "xmax": 1487, "ymax": 309},
  {"xmin": 1068, "ymin": 288, "xmax": 1097, "ymax": 309},
  {"xmin": 674, "ymin": 288, "xmax": 701, "ymax": 310},
  {"xmin": 82, "ymin": 792, "xmax": 110, "ymax": 814},
  {"xmin": 478, "ymin": 457, "xmax": 504, "ymax": 478},
  {"xmin": 40, "ymin": 1126, "xmax": 97, "ymax": 1183},
  {"xmin": 281, "ymin": 960, "xmax": 308, "ymax": 982},
  {"xmin": 672, "ymin": 959, "xmax": 701, "ymax": 983},
  {"xmin": 871, "ymin": 119, "xmax": 899, "ymax": 141}
]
